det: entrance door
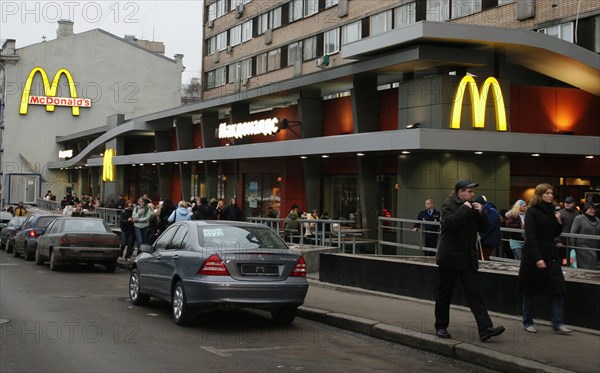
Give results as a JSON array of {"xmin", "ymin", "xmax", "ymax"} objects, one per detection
[
  {"xmin": 7, "ymin": 174, "xmax": 41, "ymax": 205},
  {"xmin": 25, "ymin": 177, "xmax": 37, "ymax": 204}
]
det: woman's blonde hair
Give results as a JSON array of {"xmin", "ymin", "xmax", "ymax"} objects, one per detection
[
  {"xmin": 528, "ymin": 183, "xmax": 555, "ymax": 207},
  {"xmin": 178, "ymin": 200, "xmax": 187, "ymax": 208},
  {"xmin": 507, "ymin": 199, "xmax": 526, "ymax": 218}
]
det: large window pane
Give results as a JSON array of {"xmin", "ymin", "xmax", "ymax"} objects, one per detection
[
  {"xmin": 324, "ymin": 28, "xmax": 340, "ymax": 55},
  {"xmin": 426, "ymin": 0, "xmax": 449, "ymax": 22},
  {"xmin": 257, "ymin": 13, "xmax": 268, "ymax": 34},
  {"xmin": 394, "ymin": 2, "xmax": 416, "ymax": 29},
  {"xmin": 217, "ymin": 31, "xmax": 228, "ymax": 50},
  {"xmin": 206, "ymin": 71, "xmax": 215, "ymax": 89},
  {"xmin": 342, "ymin": 21, "xmax": 361, "ymax": 45},
  {"xmin": 287, "ymin": 41, "xmax": 302, "ymax": 66},
  {"xmin": 240, "ymin": 58, "xmax": 252, "ymax": 79},
  {"xmin": 305, "ymin": 0, "xmax": 318, "ymax": 16},
  {"xmin": 242, "ymin": 20, "xmax": 253, "ymax": 42},
  {"xmin": 267, "ymin": 49, "xmax": 281, "ymax": 71},
  {"xmin": 228, "ymin": 63, "xmax": 239, "ymax": 83},
  {"xmin": 289, "ymin": 0, "xmax": 303, "ymax": 22},
  {"xmin": 325, "ymin": 0, "xmax": 338, "ymax": 8},
  {"xmin": 256, "ymin": 53, "xmax": 267, "ymax": 74},
  {"xmin": 230, "ymin": 25, "xmax": 241, "ymax": 46},
  {"xmin": 452, "ymin": 0, "xmax": 481, "ymax": 18},
  {"xmin": 370, "ymin": 11, "xmax": 392, "ymax": 35},
  {"xmin": 303, "ymin": 36, "xmax": 317, "ymax": 60},
  {"xmin": 215, "ymin": 66, "xmax": 227, "ymax": 86}
]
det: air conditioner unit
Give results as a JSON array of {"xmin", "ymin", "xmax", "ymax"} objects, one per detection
[
  {"xmin": 207, "ymin": 19, "xmax": 214, "ymax": 28},
  {"xmin": 316, "ymin": 58, "xmax": 323, "ymax": 67},
  {"xmin": 226, "ymin": 45, "xmax": 233, "ymax": 54},
  {"xmin": 241, "ymin": 77, "xmax": 249, "ymax": 86},
  {"xmin": 235, "ymin": 4, "xmax": 245, "ymax": 18}
]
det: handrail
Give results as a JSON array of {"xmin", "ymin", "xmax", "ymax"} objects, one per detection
[
  {"xmin": 35, "ymin": 198, "xmax": 60, "ymax": 212},
  {"xmin": 246, "ymin": 217, "xmax": 355, "ymax": 246}
]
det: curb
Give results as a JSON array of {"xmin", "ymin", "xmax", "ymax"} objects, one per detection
[{"xmin": 297, "ymin": 306, "xmax": 574, "ymax": 373}]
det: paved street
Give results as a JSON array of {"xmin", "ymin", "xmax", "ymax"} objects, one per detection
[{"xmin": 0, "ymin": 253, "xmax": 494, "ymax": 372}]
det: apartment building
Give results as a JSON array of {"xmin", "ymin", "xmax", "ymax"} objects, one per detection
[{"xmin": 36, "ymin": 0, "xmax": 599, "ymax": 233}]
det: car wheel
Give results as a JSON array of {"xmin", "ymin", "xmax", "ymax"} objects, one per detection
[
  {"xmin": 34, "ymin": 249, "xmax": 44, "ymax": 265},
  {"xmin": 25, "ymin": 247, "xmax": 34, "ymax": 261},
  {"xmin": 129, "ymin": 269, "xmax": 149, "ymax": 306},
  {"xmin": 49, "ymin": 251, "xmax": 59, "ymax": 271},
  {"xmin": 172, "ymin": 281, "xmax": 193, "ymax": 326},
  {"xmin": 271, "ymin": 306, "xmax": 298, "ymax": 324},
  {"xmin": 105, "ymin": 262, "xmax": 116, "ymax": 273}
]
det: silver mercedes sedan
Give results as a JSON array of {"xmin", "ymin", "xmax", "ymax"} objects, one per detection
[{"xmin": 129, "ymin": 220, "xmax": 309, "ymax": 326}]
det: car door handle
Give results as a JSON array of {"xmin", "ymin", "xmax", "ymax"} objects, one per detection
[
  {"xmin": 171, "ymin": 255, "xmax": 179, "ymax": 260},
  {"xmin": 154, "ymin": 255, "xmax": 161, "ymax": 261}
]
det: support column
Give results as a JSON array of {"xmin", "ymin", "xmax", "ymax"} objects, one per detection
[
  {"xmin": 351, "ymin": 74, "xmax": 379, "ymax": 133},
  {"xmin": 201, "ymin": 112, "xmax": 220, "ymax": 199},
  {"xmin": 357, "ymin": 155, "xmax": 378, "ymax": 234},
  {"xmin": 303, "ymin": 158, "xmax": 322, "ymax": 212},
  {"xmin": 175, "ymin": 117, "xmax": 194, "ymax": 202},
  {"xmin": 298, "ymin": 88, "xmax": 322, "ymax": 139}
]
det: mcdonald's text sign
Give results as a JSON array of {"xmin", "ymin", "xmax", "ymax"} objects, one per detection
[
  {"xmin": 450, "ymin": 76, "xmax": 507, "ymax": 131},
  {"xmin": 20, "ymin": 67, "xmax": 91, "ymax": 116}
]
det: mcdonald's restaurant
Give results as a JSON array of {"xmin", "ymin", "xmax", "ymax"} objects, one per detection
[{"xmin": 4, "ymin": 22, "xmax": 600, "ymax": 234}]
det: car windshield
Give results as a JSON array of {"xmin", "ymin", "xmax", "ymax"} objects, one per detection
[
  {"xmin": 197, "ymin": 225, "xmax": 287, "ymax": 251},
  {"xmin": 63, "ymin": 219, "xmax": 109, "ymax": 233}
]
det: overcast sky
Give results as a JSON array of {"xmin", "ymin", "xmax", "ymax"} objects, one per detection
[{"xmin": 1, "ymin": 1, "xmax": 204, "ymax": 83}]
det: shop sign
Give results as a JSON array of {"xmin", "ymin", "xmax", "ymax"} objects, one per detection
[
  {"xmin": 20, "ymin": 67, "xmax": 91, "ymax": 116},
  {"xmin": 450, "ymin": 76, "xmax": 507, "ymax": 131},
  {"xmin": 102, "ymin": 149, "xmax": 115, "ymax": 182},
  {"xmin": 217, "ymin": 117, "xmax": 280, "ymax": 139},
  {"xmin": 58, "ymin": 150, "xmax": 73, "ymax": 159}
]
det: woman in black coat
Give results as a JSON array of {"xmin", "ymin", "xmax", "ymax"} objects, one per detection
[{"xmin": 518, "ymin": 183, "xmax": 571, "ymax": 334}]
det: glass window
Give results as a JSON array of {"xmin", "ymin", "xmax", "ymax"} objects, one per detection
[
  {"xmin": 595, "ymin": 16, "xmax": 600, "ymax": 53},
  {"xmin": 342, "ymin": 21, "xmax": 361, "ymax": 45},
  {"xmin": 256, "ymin": 53, "xmax": 267, "ymax": 74},
  {"xmin": 305, "ymin": 0, "xmax": 318, "ymax": 16},
  {"xmin": 216, "ymin": 0, "xmax": 227, "ymax": 17},
  {"xmin": 325, "ymin": 0, "xmax": 339, "ymax": 8},
  {"xmin": 257, "ymin": 13, "xmax": 268, "ymax": 34},
  {"xmin": 215, "ymin": 66, "xmax": 227, "ymax": 87},
  {"xmin": 208, "ymin": 2, "xmax": 217, "ymax": 21},
  {"xmin": 216, "ymin": 31, "xmax": 228, "ymax": 51},
  {"xmin": 207, "ymin": 36, "xmax": 216, "ymax": 55},
  {"xmin": 289, "ymin": 0, "xmax": 303, "ymax": 22},
  {"xmin": 270, "ymin": 7, "xmax": 282, "ymax": 28},
  {"xmin": 241, "ymin": 20, "xmax": 253, "ymax": 42},
  {"xmin": 538, "ymin": 22, "xmax": 574, "ymax": 43},
  {"xmin": 171, "ymin": 226, "xmax": 188, "ymax": 251},
  {"xmin": 206, "ymin": 70, "xmax": 216, "ymax": 89},
  {"xmin": 257, "ymin": 8, "xmax": 281, "ymax": 35},
  {"xmin": 426, "ymin": 0, "xmax": 449, "ymax": 22},
  {"xmin": 324, "ymin": 28, "xmax": 340, "ymax": 55},
  {"xmin": 228, "ymin": 63, "xmax": 239, "ymax": 83},
  {"xmin": 303, "ymin": 36, "xmax": 317, "ymax": 60},
  {"xmin": 452, "ymin": 0, "xmax": 481, "ymax": 18},
  {"xmin": 370, "ymin": 10, "xmax": 392, "ymax": 35},
  {"xmin": 240, "ymin": 58, "xmax": 252, "ymax": 79},
  {"xmin": 267, "ymin": 48, "xmax": 281, "ymax": 71},
  {"xmin": 154, "ymin": 226, "xmax": 179, "ymax": 251},
  {"xmin": 287, "ymin": 41, "xmax": 302, "ymax": 66},
  {"xmin": 198, "ymin": 225, "xmax": 287, "ymax": 250},
  {"xmin": 230, "ymin": 25, "xmax": 241, "ymax": 46},
  {"xmin": 498, "ymin": 0, "xmax": 515, "ymax": 4},
  {"xmin": 394, "ymin": 2, "xmax": 416, "ymax": 29}
]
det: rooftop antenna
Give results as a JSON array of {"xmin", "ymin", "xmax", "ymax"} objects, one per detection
[{"xmin": 42, "ymin": 35, "xmax": 46, "ymax": 42}]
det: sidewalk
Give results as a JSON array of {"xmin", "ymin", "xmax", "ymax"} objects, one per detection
[{"xmin": 300, "ymin": 273, "xmax": 599, "ymax": 373}]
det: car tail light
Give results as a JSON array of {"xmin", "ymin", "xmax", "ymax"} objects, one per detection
[
  {"xmin": 59, "ymin": 236, "xmax": 69, "ymax": 246},
  {"xmin": 198, "ymin": 254, "xmax": 230, "ymax": 276},
  {"xmin": 29, "ymin": 230, "xmax": 38, "ymax": 238},
  {"xmin": 292, "ymin": 256, "xmax": 306, "ymax": 277}
]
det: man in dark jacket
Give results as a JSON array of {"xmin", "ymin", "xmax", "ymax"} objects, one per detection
[
  {"xmin": 412, "ymin": 199, "xmax": 441, "ymax": 255},
  {"xmin": 474, "ymin": 195, "xmax": 502, "ymax": 260},
  {"xmin": 119, "ymin": 201, "xmax": 135, "ymax": 260},
  {"xmin": 434, "ymin": 179, "xmax": 505, "ymax": 342}
]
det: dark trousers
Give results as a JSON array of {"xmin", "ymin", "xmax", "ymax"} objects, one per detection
[
  {"xmin": 434, "ymin": 267, "xmax": 493, "ymax": 332},
  {"xmin": 121, "ymin": 231, "xmax": 135, "ymax": 258}
]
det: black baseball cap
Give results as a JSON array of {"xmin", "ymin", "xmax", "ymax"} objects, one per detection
[
  {"xmin": 455, "ymin": 179, "xmax": 479, "ymax": 192},
  {"xmin": 564, "ymin": 196, "xmax": 576, "ymax": 203}
]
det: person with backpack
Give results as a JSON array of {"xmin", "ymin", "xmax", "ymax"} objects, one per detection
[
  {"xmin": 168, "ymin": 200, "xmax": 192, "ymax": 224},
  {"xmin": 474, "ymin": 195, "xmax": 502, "ymax": 260}
]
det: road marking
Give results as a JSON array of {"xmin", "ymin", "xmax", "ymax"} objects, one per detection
[{"xmin": 200, "ymin": 345, "xmax": 314, "ymax": 357}]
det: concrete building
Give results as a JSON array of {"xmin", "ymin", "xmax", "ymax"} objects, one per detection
[
  {"xmin": 0, "ymin": 20, "xmax": 184, "ymax": 206},
  {"xmin": 6, "ymin": 1, "xmax": 598, "ymax": 235}
]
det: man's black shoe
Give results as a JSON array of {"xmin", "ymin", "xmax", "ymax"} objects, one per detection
[
  {"xmin": 436, "ymin": 329, "xmax": 452, "ymax": 339},
  {"xmin": 479, "ymin": 325, "xmax": 505, "ymax": 342}
]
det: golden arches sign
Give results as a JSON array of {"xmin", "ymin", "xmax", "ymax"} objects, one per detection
[
  {"xmin": 102, "ymin": 149, "xmax": 115, "ymax": 182},
  {"xmin": 19, "ymin": 67, "xmax": 91, "ymax": 116},
  {"xmin": 450, "ymin": 76, "xmax": 507, "ymax": 131}
]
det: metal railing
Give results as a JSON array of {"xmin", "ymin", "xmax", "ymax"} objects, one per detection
[
  {"xmin": 35, "ymin": 198, "xmax": 60, "ymax": 212},
  {"xmin": 246, "ymin": 217, "xmax": 356, "ymax": 247},
  {"xmin": 94, "ymin": 207, "xmax": 122, "ymax": 226}
]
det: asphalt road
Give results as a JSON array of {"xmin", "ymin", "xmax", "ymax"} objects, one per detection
[{"xmin": 0, "ymin": 253, "xmax": 497, "ymax": 372}]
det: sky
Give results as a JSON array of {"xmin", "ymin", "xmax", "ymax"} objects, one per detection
[{"xmin": 0, "ymin": 1, "xmax": 204, "ymax": 83}]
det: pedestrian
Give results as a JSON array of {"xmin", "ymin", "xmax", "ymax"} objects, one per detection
[
  {"xmin": 518, "ymin": 183, "xmax": 572, "ymax": 334},
  {"xmin": 157, "ymin": 198, "xmax": 175, "ymax": 233},
  {"xmin": 213, "ymin": 199, "xmax": 225, "ymax": 220},
  {"xmin": 434, "ymin": 179, "xmax": 505, "ymax": 342},
  {"xmin": 223, "ymin": 198, "xmax": 242, "ymax": 221},
  {"xmin": 191, "ymin": 197, "xmax": 212, "ymax": 220},
  {"xmin": 284, "ymin": 205, "xmax": 301, "ymax": 242},
  {"xmin": 14, "ymin": 201, "xmax": 27, "ymax": 216},
  {"xmin": 132, "ymin": 197, "xmax": 153, "ymax": 246},
  {"xmin": 119, "ymin": 201, "xmax": 135, "ymax": 260},
  {"xmin": 412, "ymin": 199, "xmax": 441, "ymax": 255},
  {"xmin": 70, "ymin": 203, "xmax": 86, "ymax": 217},
  {"xmin": 556, "ymin": 196, "xmax": 580, "ymax": 263},
  {"xmin": 505, "ymin": 199, "xmax": 527, "ymax": 260},
  {"xmin": 474, "ymin": 195, "xmax": 502, "ymax": 260},
  {"xmin": 168, "ymin": 200, "xmax": 192, "ymax": 224},
  {"xmin": 570, "ymin": 203, "xmax": 599, "ymax": 270}
]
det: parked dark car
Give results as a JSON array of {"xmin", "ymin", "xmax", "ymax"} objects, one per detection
[
  {"xmin": 35, "ymin": 217, "xmax": 121, "ymax": 272},
  {"xmin": 13, "ymin": 214, "xmax": 60, "ymax": 260},
  {"xmin": 129, "ymin": 220, "xmax": 309, "ymax": 326},
  {"xmin": 0, "ymin": 216, "xmax": 27, "ymax": 253}
]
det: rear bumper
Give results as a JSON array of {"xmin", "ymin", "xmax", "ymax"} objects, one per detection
[
  {"xmin": 54, "ymin": 247, "xmax": 121, "ymax": 263},
  {"xmin": 182, "ymin": 278, "xmax": 309, "ymax": 310}
]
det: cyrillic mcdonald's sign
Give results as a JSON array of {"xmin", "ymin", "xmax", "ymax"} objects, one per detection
[
  {"xmin": 450, "ymin": 76, "xmax": 507, "ymax": 131},
  {"xmin": 102, "ymin": 149, "xmax": 115, "ymax": 182},
  {"xmin": 20, "ymin": 67, "xmax": 91, "ymax": 116}
]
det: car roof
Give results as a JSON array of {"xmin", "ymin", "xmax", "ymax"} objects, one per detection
[{"xmin": 181, "ymin": 220, "xmax": 265, "ymax": 228}]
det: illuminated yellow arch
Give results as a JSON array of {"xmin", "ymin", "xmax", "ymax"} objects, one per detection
[
  {"xmin": 102, "ymin": 149, "xmax": 115, "ymax": 182},
  {"xmin": 450, "ymin": 76, "xmax": 507, "ymax": 131}
]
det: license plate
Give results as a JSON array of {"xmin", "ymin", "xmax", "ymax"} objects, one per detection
[{"xmin": 240, "ymin": 264, "xmax": 279, "ymax": 276}]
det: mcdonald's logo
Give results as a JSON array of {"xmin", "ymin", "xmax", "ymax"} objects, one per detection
[
  {"xmin": 450, "ymin": 76, "xmax": 507, "ymax": 131},
  {"xmin": 19, "ymin": 67, "xmax": 91, "ymax": 116},
  {"xmin": 102, "ymin": 149, "xmax": 115, "ymax": 182}
]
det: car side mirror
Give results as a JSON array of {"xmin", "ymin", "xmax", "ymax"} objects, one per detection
[{"xmin": 139, "ymin": 244, "xmax": 153, "ymax": 254}]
